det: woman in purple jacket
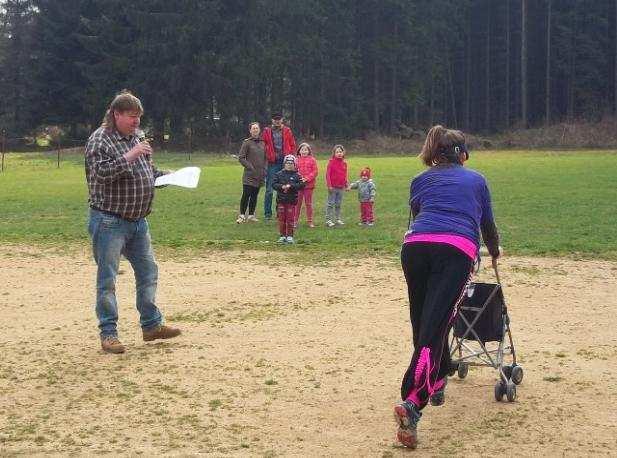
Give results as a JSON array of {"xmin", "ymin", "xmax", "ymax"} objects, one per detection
[{"xmin": 394, "ymin": 125, "xmax": 501, "ymax": 449}]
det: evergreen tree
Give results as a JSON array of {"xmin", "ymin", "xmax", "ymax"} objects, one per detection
[
  {"xmin": 2, "ymin": 0, "xmax": 615, "ymax": 139},
  {"xmin": 0, "ymin": 0, "xmax": 37, "ymax": 135}
]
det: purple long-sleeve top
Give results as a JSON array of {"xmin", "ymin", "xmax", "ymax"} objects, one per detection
[{"xmin": 407, "ymin": 164, "xmax": 500, "ymax": 256}]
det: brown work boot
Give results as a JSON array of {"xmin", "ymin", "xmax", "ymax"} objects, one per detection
[
  {"xmin": 143, "ymin": 325, "xmax": 181, "ymax": 342},
  {"xmin": 101, "ymin": 336, "xmax": 126, "ymax": 354}
]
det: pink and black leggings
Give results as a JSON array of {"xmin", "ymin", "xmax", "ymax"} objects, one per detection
[{"xmin": 400, "ymin": 242, "xmax": 473, "ymax": 410}]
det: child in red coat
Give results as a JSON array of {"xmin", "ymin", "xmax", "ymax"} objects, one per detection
[
  {"xmin": 294, "ymin": 142, "xmax": 318, "ymax": 228},
  {"xmin": 325, "ymin": 144, "xmax": 348, "ymax": 227}
]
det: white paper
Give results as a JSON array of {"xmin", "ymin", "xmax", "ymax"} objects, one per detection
[{"xmin": 155, "ymin": 167, "xmax": 201, "ymax": 188}]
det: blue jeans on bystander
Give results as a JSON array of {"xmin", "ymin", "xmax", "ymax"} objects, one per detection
[{"xmin": 264, "ymin": 161, "xmax": 283, "ymax": 219}]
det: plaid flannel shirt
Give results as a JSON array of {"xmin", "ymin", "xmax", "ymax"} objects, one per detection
[{"xmin": 85, "ymin": 126, "xmax": 165, "ymax": 220}]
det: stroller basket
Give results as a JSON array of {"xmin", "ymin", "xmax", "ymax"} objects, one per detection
[
  {"xmin": 453, "ymin": 282, "xmax": 505, "ymax": 343},
  {"xmin": 448, "ymin": 257, "xmax": 524, "ymax": 402}
]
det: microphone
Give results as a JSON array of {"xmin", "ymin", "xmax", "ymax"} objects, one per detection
[
  {"xmin": 137, "ymin": 130, "xmax": 154, "ymax": 143},
  {"xmin": 136, "ymin": 130, "xmax": 153, "ymax": 165}
]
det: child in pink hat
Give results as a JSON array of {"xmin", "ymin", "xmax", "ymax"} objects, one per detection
[{"xmin": 349, "ymin": 167, "xmax": 376, "ymax": 226}]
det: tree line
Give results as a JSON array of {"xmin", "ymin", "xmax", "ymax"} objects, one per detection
[{"xmin": 1, "ymin": 0, "xmax": 616, "ymax": 143}]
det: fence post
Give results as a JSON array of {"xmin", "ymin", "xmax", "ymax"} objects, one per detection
[
  {"xmin": 188, "ymin": 120, "xmax": 193, "ymax": 162},
  {"xmin": 56, "ymin": 139, "xmax": 61, "ymax": 168},
  {"xmin": 1, "ymin": 129, "xmax": 5, "ymax": 173}
]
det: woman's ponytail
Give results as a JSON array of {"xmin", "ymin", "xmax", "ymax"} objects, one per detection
[
  {"xmin": 420, "ymin": 125, "xmax": 446, "ymax": 166},
  {"xmin": 419, "ymin": 125, "xmax": 465, "ymax": 167}
]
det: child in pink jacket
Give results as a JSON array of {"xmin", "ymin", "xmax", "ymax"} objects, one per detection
[
  {"xmin": 325, "ymin": 144, "xmax": 348, "ymax": 227},
  {"xmin": 294, "ymin": 142, "xmax": 318, "ymax": 228}
]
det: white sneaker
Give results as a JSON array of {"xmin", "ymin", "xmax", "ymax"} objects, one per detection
[
  {"xmin": 236, "ymin": 214, "xmax": 246, "ymax": 224},
  {"xmin": 286, "ymin": 236, "xmax": 294, "ymax": 244},
  {"xmin": 336, "ymin": 219, "xmax": 345, "ymax": 226},
  {"xmin": 277, "ymin": 236, "xmax": 286, "ymax": 243},
  {"xmin": 246, "ymin": 215, "xmax": 259, "ymax": 223},
  {"xmin": 326, "ymin": 220, "xmax": 335, "ymax": 227}
]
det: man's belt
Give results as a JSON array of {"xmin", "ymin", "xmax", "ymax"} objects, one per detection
[{"xmin": 90, "ymin": 206, "xmax": 141, "ymax": 222}]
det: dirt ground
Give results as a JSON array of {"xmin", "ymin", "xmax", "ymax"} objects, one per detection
[{"xmin": 1, "ymin": 245, "xmax": 616, "ymax": 457}]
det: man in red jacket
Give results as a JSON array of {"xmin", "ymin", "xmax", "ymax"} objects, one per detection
[{"xmin": 262, "ymin": 113, "xmax": 296, "ymax": 220}]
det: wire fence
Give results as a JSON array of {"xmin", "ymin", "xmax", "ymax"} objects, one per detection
[
  {"xmin": 0, "ymin": 127, "xmax": 357, "ymax": 173},
  {"xmin": 0, "ymin": 128, "xmax": 211, "ymax": 173},
  {"xmin": 0, "ymin": 132, "xmax": 86, "ymax": 172}
]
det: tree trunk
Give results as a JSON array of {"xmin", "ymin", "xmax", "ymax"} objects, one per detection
[
  {"xmin": 521, "ymin": 0, "xmax": 528, "ymax": 127},
  {"xmin": 429, "ymin": 69, "xmax": 435, "ymax": 126},
  {"xmin": 209, "ymin": 97, "xmax": 217, "ymax": 131},
  {"xmin": 373, "ymin": 60, "xmax": 379, "ymax": 131},
  {"xmin": 446, "ymin": 48, "xmax": 458, "ymax": 127},
  {"xmin": 390, "ymin": 22, "xmax": 398, "ymax": 134},
  {"xmin": 153, "ymin": 115, "xmax": 165, "ymax": 143},
  {"xmin": 443, "ymin": 78, "xmax": 448, "ymax": 125},
  {"xmin": 169, "ymin": 112, "xmax": 184, "ymax": 144},
  {"xmin": 272, "ymin": 76, "xmax": 284, "ymax": 115},
  {"xmin": 319, "ymin": 49, "xmax": 325, "ymax": 138},
  {"xmin": 567, "ymin": 19, "xmax": 576, "ymax": 122},
  {"xmin": 290, "ymin": 96, "xmax": 295, "ymax": 131},
  {"xmin": 485, "ymin": 0, "xmax": 491, "ymax": 131},
  {"xmin": 545, "ymin": 0, "xmax": 552, "ymax": 127},
  {"xmin": 372, "ymin": 14, "xmax": 380, "ymax": 132},
  {"xmin": 465, "ymin": 8, "xmax": 471, "ymax": 130},
  {"xmin": 505, "ymin": 0, "xmax": 511, "ymax": 128}
]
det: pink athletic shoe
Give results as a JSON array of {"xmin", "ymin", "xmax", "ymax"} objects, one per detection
[{"xmin": 393, "ymin": 401, "xmax": 421, "ymax": 449}]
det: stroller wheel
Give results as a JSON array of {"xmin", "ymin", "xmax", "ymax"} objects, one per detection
[
  {"xmin": 506, "ymin": 383, "xmax": 517, "ymax": 402},
  {"xmin": 494, "ymin": 381, "xmax": 506, "ymax": 402},
  {"xmin": 457, "ymin": 363, "xmax": 469, "ymax": 379},
  {"xmin": 511, "ymin": 365, "xmax": 524, "ymax": 385}
]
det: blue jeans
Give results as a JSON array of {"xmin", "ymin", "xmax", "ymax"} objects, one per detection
[
  {"xmin": 88, "ymin": 209, "xmax": 163, "ymax": 338},
  {"xmin": 264, "ymin": 162, "xmax": 282, "ymax": 218}
]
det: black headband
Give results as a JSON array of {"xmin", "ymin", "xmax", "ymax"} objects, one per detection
[{"xmin": 439, "ymin": 143, "xmax": 469, "ymax": 162}]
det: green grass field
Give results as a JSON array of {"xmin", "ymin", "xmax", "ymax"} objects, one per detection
[{"xmin": 1, "ymin": 149, "xmax": 615, "ymax": 260}]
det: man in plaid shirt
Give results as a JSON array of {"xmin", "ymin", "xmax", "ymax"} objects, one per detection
[{"xmin": 85, "ymin": 91, "xmax": 181, "ymax": 354}]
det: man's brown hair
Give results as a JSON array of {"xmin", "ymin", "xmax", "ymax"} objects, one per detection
[{"xmin": 101, "ymin": 90, "xmax": 143, "ymax": 132}]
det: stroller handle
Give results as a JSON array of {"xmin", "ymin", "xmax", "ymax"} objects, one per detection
[
  {"xmin": 492, "ymin": 257, "xmax": 501, "ymax": 284},
  {"xmin": 480, "ymin": 245, "xmax": 503, "ymax": 284}
]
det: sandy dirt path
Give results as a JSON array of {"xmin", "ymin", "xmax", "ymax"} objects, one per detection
[{"xmin": 1, "ymin": 246, "xmax": 616, "ymax": 456}]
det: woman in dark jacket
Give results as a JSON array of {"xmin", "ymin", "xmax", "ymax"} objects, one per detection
[{"xmin": 237, "ymin": 122, "xmax": 266, "ymax": 223}]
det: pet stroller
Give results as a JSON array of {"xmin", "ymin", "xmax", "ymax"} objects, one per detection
[{"xmin": 449, "ymin": 258, "xmax": 524, "ymax": 402}]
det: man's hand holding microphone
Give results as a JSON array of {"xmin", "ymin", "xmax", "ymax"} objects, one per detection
[{"xmin": 124, "ymin": 136, "xmax": 152, "ymax": 164}]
